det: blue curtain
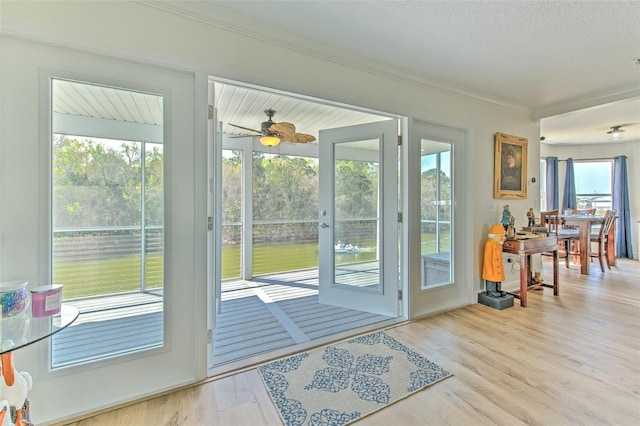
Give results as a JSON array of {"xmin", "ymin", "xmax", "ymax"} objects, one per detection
[
  {"xmin": 613, "ymin": 156, "xmax": 634, "ymax": 258},
  {"xmin": 562, "ymin": 158, "xmax": 576, "ymax": 211},
  {"xmin": 545, "ymin": 157, "xmax": 559, "ymax": 210}
]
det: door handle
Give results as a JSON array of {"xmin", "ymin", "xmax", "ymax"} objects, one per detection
[{"xmin": 320, "ymin": 222, "xmax": 330, "ymax": 228}]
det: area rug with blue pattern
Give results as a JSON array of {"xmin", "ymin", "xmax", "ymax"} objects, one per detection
[{"xmin": 257, "ymin": 330, "xmax": 452, "ymax": 426}]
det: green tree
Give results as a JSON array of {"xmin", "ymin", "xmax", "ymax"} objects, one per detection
[
  {"xmin": 145, "ymin": 145, "xmax": 164, "ymax": 226},
  {"xmin": 221, "ymin": 150, "xmax": 242, "ymax": 244},
  {"xmin": 52, "ymin": 136, "xmax": 163, "ymax": 228},
  {"xmin": 421, "ymin": 168, "xmax": 451, "ymax": 232},
  {"xmin": 252, "ymin": 154, "xmax": 319, "ymax": 242},
  {"xmin": 335, "ymin": 160, "xmax": 378, "ymax": 219}
]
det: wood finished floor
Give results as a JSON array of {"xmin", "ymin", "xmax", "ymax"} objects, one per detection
[{"xmin": 63, "ymin": 258, "xmax": 640, "ymax": 425}]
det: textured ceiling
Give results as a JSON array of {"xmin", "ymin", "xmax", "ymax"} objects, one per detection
[
  {"xmin": 145, "ymin": 1, "xmax": 640, "ymax": 145},
  {"xmin": 196, "ymin": 1, "xmax": 639, "ymax": 109}
]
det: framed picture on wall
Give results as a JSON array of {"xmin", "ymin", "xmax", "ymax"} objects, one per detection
[{"xmin": 494, "ymin": 132, "xmax": 527, "ymax": 199}]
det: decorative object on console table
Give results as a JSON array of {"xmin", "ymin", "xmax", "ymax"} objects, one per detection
[
  {"xmin": 527, "ymin": 208, "xmax": 535, "ymax": 226},
  {"xmin": 506, "ymin": 215, "xmax": 516, "ymax": 240},
  {"xmin": 501, "ymin": 204, "xmax": 512, "ymax": 232},
  {"xmin": 522, "ymin": 226, "xmax": 548, "ymax": 235},
  {"xmin": 494, "ymin": 132, "xmax": 527, "ymax": 199}
]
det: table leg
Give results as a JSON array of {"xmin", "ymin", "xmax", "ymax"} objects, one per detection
[
  {"xmin": 579, "ymin": 221, "xmax": 590, "ymax": 275},
  {"xmin": 519, "ymin": 253, "xmax": 528, "ymax": 307},
  {"xmin": 553, "ymin": 249, "xmax": 559, "ymax": 296}
]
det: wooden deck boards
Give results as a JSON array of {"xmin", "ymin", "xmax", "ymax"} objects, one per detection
[{"xmin": 52, "ymin": 267, "xmax": 392, "ymax": 367}]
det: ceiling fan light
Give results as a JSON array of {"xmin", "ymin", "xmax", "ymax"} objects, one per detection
[{"xmin": 260, "ymin": 135, "xmax": 281, "ymax": 147}]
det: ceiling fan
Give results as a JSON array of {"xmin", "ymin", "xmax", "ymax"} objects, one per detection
[{"xmin": 229, "ymin": 109, "xmax": 316, "ymax": 147}]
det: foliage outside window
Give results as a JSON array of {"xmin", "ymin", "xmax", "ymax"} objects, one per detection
[
  {"xmin": 221, "ymin": 150, "xmax": 242, "ymax": 278},
  {"xmin": 52, "ymin": 136, "xmax": 164, "ymax": 298},
  {"xmin": 221, "ymin": 150, "xmax": 380, "ymax": 278},
  {"xmin": 421, "ymin": 150, "xmax": 451, "ymax": 254}
]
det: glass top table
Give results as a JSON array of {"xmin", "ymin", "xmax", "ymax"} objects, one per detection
[{"xmin": 0, "ymin": 304, "xmax": 79, "ymax": 354}]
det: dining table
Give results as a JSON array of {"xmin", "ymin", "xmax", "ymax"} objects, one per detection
[{"xmin": 560, "ymin": 214, "xmax": 616, "ymax": 275}]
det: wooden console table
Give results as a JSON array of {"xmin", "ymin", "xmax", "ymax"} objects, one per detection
[{"xmin": 502, "ymin": 236, "xmax": 559, "ymax": 307}]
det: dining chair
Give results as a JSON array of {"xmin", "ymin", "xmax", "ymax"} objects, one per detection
[
  {"xmin": 567, "ymin": 209, "xmax": 617, "ymax": 272},
  {"xmin": 540, "ymin": 209, "xmax": 571, "ymax": 267},
  {"xmin": 562, "ymin": 208, "xmax": 596, "ymax": 260}
]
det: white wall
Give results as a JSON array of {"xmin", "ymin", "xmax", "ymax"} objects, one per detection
[
  {"xmin": 1, "ymin": 0, "xmax": 552, "ymax": 421},
  {"xmin": 541, "ymin": 141, "xmax": 639, "ymax": 259}
]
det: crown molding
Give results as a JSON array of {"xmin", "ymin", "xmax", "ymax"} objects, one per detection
[
  {"xmin": 533, "ymin": 85, "xmax": 640, "ymax": 120},
  {"xmin": 0, "ymin": 17, "xmax": 203, "ymax": 76}
]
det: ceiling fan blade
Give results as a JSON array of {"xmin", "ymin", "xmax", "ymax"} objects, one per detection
[
  {"xmin": 229, "ymin": 123, "xmax": 261, "ymax": 133},
  {"xmin": 269, "ymin": 124, "xmax": 294, "ymax": 141},
  {"xmin": 289, "ymin": 133, "xmax": 317, "ymax": 143},
  {"xmin": 229, "ymin": 134, "xmax": 257, "ymax": 138},
  {"xmin": 269, "ymin": 122, "xmax": 296, "ymax": 134}
]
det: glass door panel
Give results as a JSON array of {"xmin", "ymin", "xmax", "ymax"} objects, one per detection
[
  {"xmin": 50, "ymin": 78, "xmax": 164, "ymax": 367},
  {"xmin": 420, "ymin": 140, "xmax": 453, "ymax": 288},
  {"xmin": 318, "ymin": 119, "xmax": 398, "ymax": 316},
  {"xmin": 333, "ymin": 141, "xmax": 380, "ymax": 291}
]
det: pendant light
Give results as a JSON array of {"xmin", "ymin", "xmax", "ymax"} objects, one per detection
[{"xmin": 607, "ymin": 126, "xmax": 624, "ymax": 140}]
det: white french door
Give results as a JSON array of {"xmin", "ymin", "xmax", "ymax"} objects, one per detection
[{"xmin": 318, "ymin": 120, "xmax": 399, "ymax": 316}]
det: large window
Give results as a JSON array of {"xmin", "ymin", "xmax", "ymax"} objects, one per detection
[
  {"xmin": 50, "ymin": 79, "xmax": 164, "ymax": 367},
  {"xmin": 574, "ymin": 160, "xmax": 613, "ymax": 213},
  {"xmin": 539, "ymin": 159, "xmax": 613, "ymax": 213}
]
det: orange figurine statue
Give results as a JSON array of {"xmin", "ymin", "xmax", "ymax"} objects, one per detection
[{"xmin": 482, "ymin": 223, "xmax": 506, "ymax": 297}]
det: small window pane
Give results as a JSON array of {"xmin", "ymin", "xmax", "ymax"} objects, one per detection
[{"xmin": 574, "ymin": 161, "xmax": 613, "ymax": 212}]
